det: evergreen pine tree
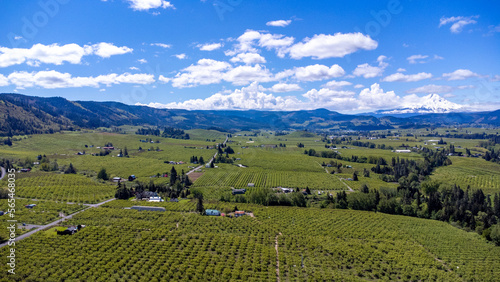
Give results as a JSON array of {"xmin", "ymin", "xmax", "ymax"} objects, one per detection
[{"xmin": 170, "ymin": 166, "xmax": 178, "ymax": 186}]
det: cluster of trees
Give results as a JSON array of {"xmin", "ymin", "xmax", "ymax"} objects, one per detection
[
  {"xmin": 97, "ymin": 168, "xmax": 109, "ymax": 180},
  {"xmin": 0, "ymin": 159, "xmax": 14, "ymax": 170},
  {"xmin": 214, "ymin": 144, "xmax": 235, "ymax": 164},
  {"xmin": 214, "ymin": 154, "xmax": 233, "ymax": 164},
  {"xmin": 274, "ymin": 131, "xmax": 288, "ymax": 136},
  {"xmin": 115, "ymin": 182, "xmax": 133, "ymax": 199},
  {"xmin": 37, "ymin": 155, "xmax": 59, "ymax": 172},
  {"xmin": 423, "ymin": 132, "xmax": 498, "ymax": 140},
  {"xmin": 189, "ymin": 156, "xmax": 205, "ymax": 164},
  {"xmin": 116, "ymin": 167, "xmax": 192, "ymax": 200},
  {"xmin": 483, "ymin": 148, "xmax": 500, "ymax": 163},
  {"xmin": 135, "ymin": 128, "xmax": 161, "ymax": 136},
  {"xmin": 2, "ymin": 138, "xmax": 12, "ymax": 146},
  {"xmin": 371, "ymin": 148, "xmax": 451, "ymax": 183},
  {"xmin": 95, "ymin": 150, "xmax": 110, "ymax": 156},
  {"xmin": 135, "ymin": 127, "xmax": 190, "ymax": 139},
  {"xmin": 162, "ymin": 127, "xmax": 190, "ymax": 139},
  {"xmin": 118, "ymin": 147, "xmax": 129, "ymax": 157},
  {"xmin": 64, "ymin": 163, "xmax": 77, "ymax": 174},
  {"xmin": 348, "ymin": 140, "xmax": 377, "ymax": 148},
  {"xmin": 220, "ymin": 188, "xmax": 308, "ymax": 207}
]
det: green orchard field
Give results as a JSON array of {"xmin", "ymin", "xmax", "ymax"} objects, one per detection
[
  {"xmin": 432, "ymin": 156, "xmax": 500, "ymax": 195},
  {"xmin": 1, "ymin": 201, "xmax": 499, "ymax": 281},
  {"xmin": 14, "ymin": 173, "xmax": 115, "ymax": 204},
  {"xmin": 1, "ymin": 128, "xmax": 500, "ymax": 281}
]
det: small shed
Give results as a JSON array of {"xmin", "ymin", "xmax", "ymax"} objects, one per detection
[
  {"xmin": 232, "ymin": 189, "xmax": 246, "ymax": 195},
  {"xmin": 149, "ymin": 196, "xmax": 164, "ymax": 202},
  {"xmin": 205, "ymin": 209, "xmax": 221, "ymax": 216}
]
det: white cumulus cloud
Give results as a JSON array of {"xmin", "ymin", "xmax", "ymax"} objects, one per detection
[
  {"xmin": 294, "ymin": 64, "xmax": 345, "ymax": 81},
  {"xmin": 226, "ymin": 30, "xmax": 294, "ymax": 58},
  {"xmin": 322, "ymin": 80, "xmax": 352, "ymax": 89},
  {"xmin": 406, "ymin": 84, "xmax": 454, "ymax": 94},
  {"xmin": 0, "ymin": 74, "xmax": 9, "ymax": 86},
  {"xmin": 125, "ymin": 0, "xmax": 174, "ymax": 11},
  {"xmin": 197, "ymin": 43, "xmax": 223, "ymax": 51},
  {"xmin": 0, "ymin": 43, "xmax": 132, "ymax": 68},
  {"xmin": 223, "ymin": 64, "xmax": 275, "ymax": 85},
  {"xmin": 139, "ymin": 82, "xmax": 301, "ymax": 110},
  {"xmin": 439, "ymin": 15, "xmax": 479, "ymax": 33},
  {"xmin": 151, "ymin": 43, "xmax": 171, "ymax": 48},
  {"xmin": 442, "ymin": 69, "xmax": 480, "ymax": 80},
  {"xmin": 266, "ymin": 20, "xmax": 292, "ymax": 27},
  {"xmin": 92, "ymin": 42, "xmax": 133, "ymax": 58},
  {"xmin": 230, "ymin": 53, "xmax": 266, "ymax": 64},
  {"xmin": 382, "ymin": 72, "xmax": 432, "ymax": 82},
  {"xmin": 5, "ymin": 70, "xmax": 154, "ymax": 89},
  {"xmin": 288, "ymin": 32, "xmax": 377, "ymax": 59},
  {"xmin": 269, "ymin": 83, "xmax": 302, "ymax": 92},
  {"xmin": 358, "ymin": 83, "xmax": 399, "ymax": 110},
  {"xmin": 174, "ymin": 53, "xmax": 187, "ymax": 59},
  {"xmin": 352, "ymin": 55, "xmax": 388, "ymax": 78},
  {"xmin": 407, "ymin": 54, "xmax": 428, "ymax": 64},
  {"xmin": 170, "ymin": 59, "xmax": 231, "ymax": 88}
]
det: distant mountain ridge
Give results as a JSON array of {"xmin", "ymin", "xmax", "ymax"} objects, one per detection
[{"xmin": 0, "ymin": 93, "xmax": 499, "ymax": 136}]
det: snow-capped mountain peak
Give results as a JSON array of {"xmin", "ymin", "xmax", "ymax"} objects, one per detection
[{"xmin": 373, "ymin": 93, "xmax": 463, "ymax": 115}]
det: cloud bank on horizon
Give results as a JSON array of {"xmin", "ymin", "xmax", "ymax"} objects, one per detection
[{"xmin": 0, "ymin": 0, "xmax": 499, "ymax": 113}]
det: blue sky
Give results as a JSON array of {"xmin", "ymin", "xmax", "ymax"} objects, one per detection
[{"xmin": 0, "ymin": 0, "xmax": 499, "ymax": 113}]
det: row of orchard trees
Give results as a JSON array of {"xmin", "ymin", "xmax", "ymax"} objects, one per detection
[{"xmin": 325, "ymin": 183, "xmax": 500, "ymax": 245}]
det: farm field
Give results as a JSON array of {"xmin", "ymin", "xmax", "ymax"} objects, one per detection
[
  {"xmin": 1, "ymin": 128, "xmax": 500, "ymax": 280},
  {"xmin": 432, "ymin": 156, "xmax": 500, "ymax": 195},
  {"xmin": 14, "ymin": 173, "xmax": 116, "ymax": 204},
  {"xmin": 1, "ymin": 202, "xmax": 499, "ymax": 281},
  {"xmin": 193, "ymin": 164, "xmax": 345, "ymax": 190}
]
